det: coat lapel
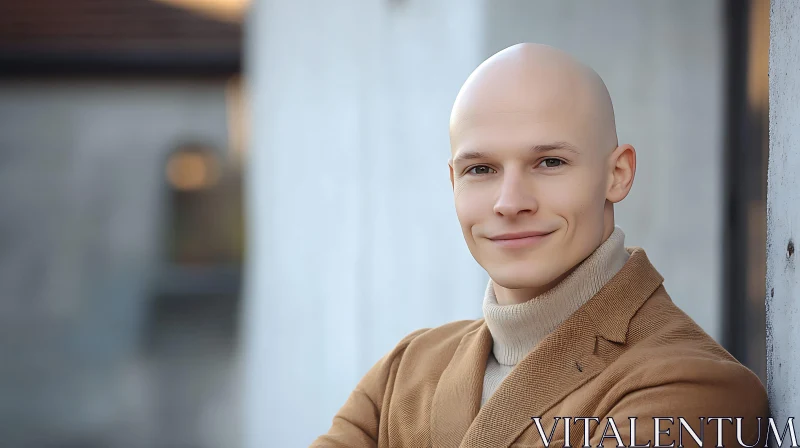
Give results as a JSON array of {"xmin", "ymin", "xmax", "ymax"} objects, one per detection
[
  {"xmin": 456, "ymin": 248, "xmax": 664, "ymax": 447},
  {"xmin": 430, "ymin": 322, "xmax": 493, "ymax": 448},
  {"xmin": 460, "ymin": 311, "xmax": 605, "ymax": 447}
]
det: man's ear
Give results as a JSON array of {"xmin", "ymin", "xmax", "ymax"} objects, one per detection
[{"xmin": 606, "ymin": 144, "xmax": 636, "ymax": 203}]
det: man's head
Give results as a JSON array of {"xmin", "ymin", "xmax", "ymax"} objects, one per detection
[{"xmin": 448, "ymin": 43, "xmax": 636, "ymax": 305}]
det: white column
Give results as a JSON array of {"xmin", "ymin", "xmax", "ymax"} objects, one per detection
[
  {"xmin": 242, "ymin": 1, "xmax": 486, "ymax": 446},
  {"xmin": 766, "ymin": 0, "xmax": 800, "ymax": 424}
]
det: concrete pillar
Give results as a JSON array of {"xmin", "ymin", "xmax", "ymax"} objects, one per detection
[
  {"xmin": 242, "ymin": 1, "xmax": 486, "ymax": 446},
  {"xmin": 766, "ymin": 0, "xmax": 800, "ymax": 424}
]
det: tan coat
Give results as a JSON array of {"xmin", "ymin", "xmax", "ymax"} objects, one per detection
[{"xmin": 311, "ymin": 249, "xmax": 769, "ymax": 447}]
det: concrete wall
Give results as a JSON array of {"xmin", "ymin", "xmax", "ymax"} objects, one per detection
[
  {"xmin": 766, "ymin": 0, "xmax": 800, "ymax": 425},
  {"xmin": 243, "ymin": 1, "xmax": 726, "ymax": 446},
  {"xmin": 242, "ymin": 1, "xmax": 487, "ymax": 446}
]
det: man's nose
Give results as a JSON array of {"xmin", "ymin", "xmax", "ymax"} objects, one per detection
[{"xmin": 493, "ymin": 173, "xmax": 538, "ymax": 216}]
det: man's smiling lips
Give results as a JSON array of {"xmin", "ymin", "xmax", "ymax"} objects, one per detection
[{"xmin": 487, "ymin": 230, "xmax": 555, "ymax": 249}]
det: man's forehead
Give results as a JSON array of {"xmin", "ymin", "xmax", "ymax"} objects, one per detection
[
  {"xmin": 449, "ymin": 84, "xmax": 596, "ymax": 153},
  {"xmin": 451, "ymin": 107, "xmax": 593, "ymax": 147},
  {"xmin": 450, "ymin": 83, "xmax": 578, "ymax": 128},
  {"xmin": 450, "ymin": 106, "xmax": 580, "ymax": 135}
]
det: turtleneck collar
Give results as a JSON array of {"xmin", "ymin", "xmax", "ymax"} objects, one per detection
[{"xmin": 482, "ymin": 226, "xmax": 630, "ymax": 366}]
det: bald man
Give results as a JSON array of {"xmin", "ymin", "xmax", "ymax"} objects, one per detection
[{"xmin": 311, "ymin": 44, "xmax": 768, "ymax": 448}]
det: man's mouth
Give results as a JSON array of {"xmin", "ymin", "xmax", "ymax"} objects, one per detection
[{"xmin": 488, "ymin": 230, "xmax": 555, "ymax": 248}]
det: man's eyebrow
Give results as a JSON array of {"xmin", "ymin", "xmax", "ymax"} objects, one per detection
[
  {"xmin": 451, "ymin": 150, "xmax": 489, "ymax": 165},
  {"xmin": 529, "ymin": 141, "xmax": 581, "ymax": 155},
  {"xmin": 451, "ymin": 141, "xmax": 580, "ymax": 165}
]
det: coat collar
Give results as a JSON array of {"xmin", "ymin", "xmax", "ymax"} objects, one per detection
[{"xmin": 430, "ymin": 247, "xmax": 664, "ymax": 448}]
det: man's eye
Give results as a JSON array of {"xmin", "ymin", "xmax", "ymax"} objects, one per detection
[
  {"xmin": 540, "ymin": 158, "xmax": 563, "ymax": 168},
  {"xmin": 467, "ymin": 165, "xmax": 495, "ymax": 175}
]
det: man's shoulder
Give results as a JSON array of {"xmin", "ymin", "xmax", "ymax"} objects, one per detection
[
  {"xmin": 625, "ymin": 286, "xmax": 733, "ymax": 359},
  {"xmin": 393, "ymin": 318, "xmax": 484, "ymax": 353},
  {"xmin": 380, "ymin": 318, "xmax": 484, "ymax": 371},
  {"xmin": 611, "ymin": 286, "xmax": 765, "ymax": 393}
]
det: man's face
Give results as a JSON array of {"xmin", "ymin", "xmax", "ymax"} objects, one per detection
[{"xmin": 449, "ymin": 113, "xmax": 610, "ymax": 291}]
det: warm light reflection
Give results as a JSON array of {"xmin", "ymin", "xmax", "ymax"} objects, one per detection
[
  {"xmin": 747, "ymin": 0, "xmax": 769, "ymax": 112},
  {"xmin": 226, "ymin": 76, "xmax": 249, "ymax": 167},
  {"xmin": 166, "ymin": 150, "xmax": 220, "ymax": 191},
  {"xmin": 152, "ymin": 0, "xmax": 249, "ymax": 22}
]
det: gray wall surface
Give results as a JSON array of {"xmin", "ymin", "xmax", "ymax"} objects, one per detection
[{"xmin": 767, "ymin": 0, "xmax": 800, "ymax": 424}]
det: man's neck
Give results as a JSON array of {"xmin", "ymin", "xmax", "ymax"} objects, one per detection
[{"xmin": 493, "ymin": 268, "xmax": 572, "ymax": 305}]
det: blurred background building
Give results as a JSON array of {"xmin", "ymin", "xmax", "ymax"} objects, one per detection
[
  {"xmin": 0, "ymin": 1, "xmax": 244, "ymax": 447},
  {"xmin": 0, "ymin": 0, "xmax": 770, "ymax": 447}
]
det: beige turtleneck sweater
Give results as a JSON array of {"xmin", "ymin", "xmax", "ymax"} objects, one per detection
[{"xmin": 480, "ymin": 226, "xmax": 630, "ymax": 406}]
